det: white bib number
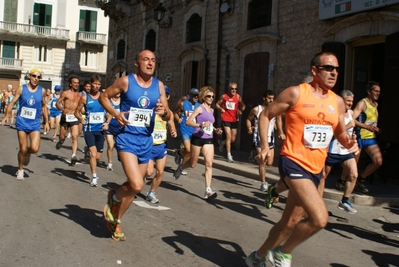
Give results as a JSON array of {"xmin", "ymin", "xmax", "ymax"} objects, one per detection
[
  {"xmin": 203, "ymin": 124, "xmax": 214, "ymax": 135},
  {"xmin": 89, "ymin": 112, "xmax": 104, "ymax": 124},
  {"xmin": 225, "ymin": 101, "xmax": 236, "ymax": 110},
  {"xmin": 66, "ymin": 114, "xmax": 78, "ymax": 122},
  {"xmin": 303, "ymin": 124, "xmax": 333, "ymax": 148},
  {"xmin": 128, "ymin": 108, "xmax": 153, "ymax": 127},
  {"xmin": 52, "ymin": 102, "xmax": 57, "ymax": 108},
  {"xmin": 152, "ymin": 130, "xmax": 167, "ymax": 141},
  {"xmin": 21, "ymin": 107, "xmax": 36, "ymax": 120}
]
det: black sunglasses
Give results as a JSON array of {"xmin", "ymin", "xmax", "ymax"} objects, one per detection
[
  {"xmin": 205, "ymin": 95, "xmax": 214, "ymax": 99},
  {"xmin": 316, "ymin": 65, "xmax": 340, "ymax": 73},
  {"xmin": 31, "ymin": 74, "xmax": 42, "ymax": 79},
  {"xmin": 230, "ymin": 87, "xmax": 237, "ymax": 90}
]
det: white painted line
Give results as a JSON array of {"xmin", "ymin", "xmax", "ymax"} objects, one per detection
[{"xmin": 134, "ymin": 200, "xmax": 171, "ymax": 210}]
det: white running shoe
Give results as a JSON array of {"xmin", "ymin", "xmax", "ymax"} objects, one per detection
[
  {"xmin": 146, "ymin": 192, "xmax": 159, "ymax": 204},
  {"xmin": 260, "ymin": 182, "xmax": 268, "ymax": 192},
  {"xmin": 16, "ymin": 170, "xmax": 24, "ymax": 181},
  {"xmin": 338, "ymin": 200, "xmax": 358, "ymax": 214},
  {"xmin": 227, "ymin": 155, "xmax": 234, "ymax": 163},
  {"xmin": 204, "ymin": 188, "xmax": 217, "ymax": 199},
  {"xmin": 106, "ymin": 163, "xmax": 113, "ymax": 171},
  {"xmin": 90, "ymin": 177, "xmax": 98, "ymax": 187}
]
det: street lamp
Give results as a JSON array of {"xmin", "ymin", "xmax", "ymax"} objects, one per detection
[
  {"xmin": 153, "ymin": 2, "xmax": 173, "ymax": 29},
  {"xmin": 95, "ymin": 0, "xmax": 108, "ymax": 8}
]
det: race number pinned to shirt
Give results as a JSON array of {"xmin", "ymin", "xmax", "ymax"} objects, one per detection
[
  {"xmin": 89, "ymin": 112, "xmax": 105, "ymax": 124},
  {"xmin": 20, "ymin": 107, "xmax": 36, "ymax": 120},
  {"xmin": 52, "ymin": 102, "xmax": 57, "ymax": 108},
  {"xmin": 203, "ymin": 124, "xmax": 214, "ymax": 135},
  {"xmin": 303, "ymin": 124, "xmax": 333, "ymax": 149},
  {"xmin": 225, "ymin": 101, "xmax": 236, "ymax": 110},
  {"xmin": 128, "ymin": 107, "xmax": 152, "ymax": 127},
  {"xmin": 152, "ymin": 129, "xmax": 167, "ymax": 141},
  {"xmin": 66, "ymin": 114, "xmax": 78, "ymax": 122}
]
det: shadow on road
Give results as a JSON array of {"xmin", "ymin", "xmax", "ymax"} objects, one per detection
[
  {"xmin": 50, "ymin": 204, "xmax": 110, "ymax": 238},
  {"xmin": 162, "ymin": 230, "xmax": 246, "ymax": 267},
  {"xmin": 1, "ymin": 164, "xmax": 32, "ymax": 178},
  {"xmin": 51, "ymin": 168, "xmax": 89, "ymax": 184},
  {"xmin": 362, "ymin": 249, "xmax": 399, "ymax": 267}
]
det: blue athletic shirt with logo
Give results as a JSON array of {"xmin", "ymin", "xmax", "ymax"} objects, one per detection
[
  {"xmin": 180, "ymin": 99, "xmax": 200, "ymax": 136},
  {"xmin": 16, "ymin": 84, "xmax": 43, "ymax": 132},
  {"xmin": 83, "ymin": 93, "xmax": 105, "ymax": 132},
  {"xmin": 49, "ymin": 93, "xmax": 62, "ymax": 117},
  {"xmin": 119, "ymin": 74, "xmax": 159, "ymax": 136}
]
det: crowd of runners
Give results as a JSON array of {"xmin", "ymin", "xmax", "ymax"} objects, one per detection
[{"xmin": 1, "ymin": 50, "xmax": 384, "ymax": 267}]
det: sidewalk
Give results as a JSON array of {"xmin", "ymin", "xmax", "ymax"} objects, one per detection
[{"xmin": 167, "ymin": 140, "xmax": 399, "ymax": 207}]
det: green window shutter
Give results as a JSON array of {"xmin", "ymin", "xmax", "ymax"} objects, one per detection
[
  {"xmin": 33, "ymin": 3, "xmax": 40, "ymax": 25},
  {"xmin": 79, "ymin": 10, "xmax": 86, "ymax": 31},
  {"xmin": 90, "ymin": 11, "xmax": 97, "ymax": 32},
  {"xmin": 44, "ymin": 4, "xmax": 52, "ymax": 27},
  {"xmin": 2, "ymin": 41, "xmax": 16, "ymax": 58}
]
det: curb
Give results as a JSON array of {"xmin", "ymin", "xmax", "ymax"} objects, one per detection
[{"xmin": 167, "ymin": 149, "xmax": 398, "ymax": 207}]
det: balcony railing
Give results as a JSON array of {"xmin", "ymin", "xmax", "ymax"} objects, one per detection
[
  {"xmin": 0, "ymin": 57, "xmax": 23, "ymax": 70},
  {"xmin": 0, "ymin": 21, "xmax": 69, "ymax": 40},
  {"xmin": 77, "ymin": 31, "xmax": 107, "ymax": 45}
]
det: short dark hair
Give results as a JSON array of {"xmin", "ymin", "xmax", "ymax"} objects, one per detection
[
  {"xmin": 263, "ymin": 90, "xmax": 275, "ymax": 97},
  {"xmin": 366, "ymin": 81, "xmax": 379, "ymax": 91},
  {"xmin": 310, "ymin": 51, "xmax": 338, "ymax": 68},
  {"xmin": 68, "ymin": 75, "xmax": 80, "ymax": 84},
  {"xmin": 83, "ymin": 81, "xmax": 90, "ymax": 86},
  {"xmin": 90, "ymin": 74, "xmax": 101, "ymax": 83}
]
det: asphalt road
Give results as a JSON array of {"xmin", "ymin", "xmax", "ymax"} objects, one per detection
[{"xmin": 0, "ymin": 124, "xmax": 398, "ymax": 267}]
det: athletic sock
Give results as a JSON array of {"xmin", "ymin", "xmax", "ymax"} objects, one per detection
[{"xmin": 342, "ymin": 196, "xmax": 349, "ymax": 202}]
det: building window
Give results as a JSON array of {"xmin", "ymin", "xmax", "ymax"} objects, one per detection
[
  {"xmin": 79, "ymin": 10, "xmax": 97, "ymax": 32},
  {"xmin": 80, "ymin": 50, "xmax": 97, "ymax": 68},
  {"xmin": 117, "ymin": 39, "xmax": 126, "ymax": 60},
  {"xmin": 186, "ymin": 14, "xmax": 202, "ymax": 43},
  {"xmin": 35, "ymin": 45, "xmax": 51, "ymax": 62},
  {"xmin": 145, "ymin": 30, "xmax": 156, "ymax": 52},
  {"xmin": 33, "ymin": 3, "xmax": 52, "ymax": 27},
  {"xmin": 247, "ymin": 0, "xmax": 272, "ymax": 30},
  {"xmin": 3, "ymin": 0, "xmax": 18, "ymax": 22}
]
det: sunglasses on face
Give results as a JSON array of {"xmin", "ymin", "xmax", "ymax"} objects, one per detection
[
  {"xmin": 31, "ymin": 74, "xmax": 42, "ymax": 79},
  {"xmin": 205, "ymin": 95, "xmax": 214, "ymax": 99},
  {"xmin": 316, "ymin": 65, "xmax": 340, "ymax": 73},
  {"xmin": 230, "ymin": 87, "xmax": 237, "ymax": 90}
]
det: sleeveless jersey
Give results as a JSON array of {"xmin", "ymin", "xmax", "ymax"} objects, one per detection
[
  {"xmin": 253, "ymin": 105, "xmax": 276, "ymax": 144},
  {"xmin": 193, "ymin": 105, "xmax": 215, "ymax": 139},
  {"xmin": 152, "ymin": 115, "xmax": 168, "ymax": 145},
  {"xmin": 109, "ymin": 98, "xmax": 120, "ymax": 127},
  {"xmin": 179, "ymin": 99, "xmax": 200, "ymax": 136},
  {"xmin": 49, "ymin": 93, "xmax": 61, "ymax": 112},
  {"xmin": 281, "ymin": 83, "xmax": 339, "ymax": 173},
  {"xmin": 356, "ymin": 98, "xmax": 378, "ymax": 139},
  {"xmin": 221, "ymin": 93, "xmax": 239, "ymax": 122},
  {"xmin": 119, "ymin": 74, "xmax": 160, "ymax": 136},
  {"xmin": 16, "ymin": 84, "xmax": 43, "ymax": 132},
  {"xmin": 83, "ymin": 93, "xmax": 105, "ymax": 132},
  {"xmin": 328, "ymin": 110, "xmax": 353, "ymax": 155}
]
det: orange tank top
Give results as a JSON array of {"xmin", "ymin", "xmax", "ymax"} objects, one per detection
[{"xmin": 281, "ymin": 83, "xmax": 339, "ymax": 173}]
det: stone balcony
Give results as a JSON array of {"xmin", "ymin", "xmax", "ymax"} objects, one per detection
[
  {"xmin": 0, "ymin": 57, "xmax": 23, "ymax": 71},
  {"xmin": 76, "ymin": 31, "xmax": 107, "ymax": 45},
  {"xmin": 0, "ymin": 21, "xmax": 69, "ymax": 40}
]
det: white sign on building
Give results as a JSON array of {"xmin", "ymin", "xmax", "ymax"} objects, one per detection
[{"xmin": 319, "ymin": 0, "xmax": 399, "ymax": 20}]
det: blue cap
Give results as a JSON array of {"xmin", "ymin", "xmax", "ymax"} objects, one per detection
[
  {"xmin": 54, "ymin": 85, "xmax": 61, "ymax": 91},
  {"xmin": 165, "ymin": 85, "xmax": 170, "ymax": 95}
]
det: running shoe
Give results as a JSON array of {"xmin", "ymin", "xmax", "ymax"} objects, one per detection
[
  {"xmin": 16, "ymin": 170, "xmax": 24, "ymax": 181},
  {"xmin": 43, "ymin": 131, "xmax": 47, "ymax": 135},
  {"xmin": 52, "ymin": 137, "xmax": 57, "ymax": 143},
  {"xmin": 181, "ymin": 170, "xmax": 187, "ymax": 176},
  {"xmin": 265, "ymin": 185, "xmax": 278, "ymax": 209},
  {"xmin": 71, "ymin": 155, "xmax": 78, "ymax": 166},
  {"xmin": 104, "ymin": 189, "xmax": 120, "ymax": 224},
  {"xmin": 227, "ymin": 155, "xmax": 234, "ymax": 163},
  {"xmin": 55, "ymin": 140, "xmax": 64, "ymax": 150},
  {"xmin": 268, "ymin": 246, "xmax": 292, "ymax": 267},
  {"xmin": 355, "ymin": 180, "xmax": 369, "ymax": 194},
  {"xmin": 146, "ymin": 192, "xmax": 159, "ymax": 204},
  {"xmin": 204, "ymin": 188, "xmax": 217, "ymax": 199},
  {"xmin": 111, "ymin": 220, "xmax": 126, "ymax": 242},
  {"xmin": 245, "ymin": 251, "xmax": 266, "ymax": 267},
  {"xmin": 66, "ymin": 132, "xmax": 71, "ymax": 139},
  {"xmin": 174, "ymin": 149, "xmax": 182, "ymax": 165},
  {"xmin": 90, "ymin": 177, "xmax": 98, "ymax": 187},
  {"xmin": 23, "ymin": 153, "xmax": 31, "ymax": 166},
  {"xmin": 338, "ymin": 200, "xmax": 358, "ymax": 214},
  {"xmin": 106, "ymin": 163, "xmax": 113, "ymax": 171},
  {"xmin": 218, "ymin": 139, "xmax": 225, "ymax": 153},
  {"xmin": 173, "ymin": 164, "xmax": 183, "ymax": 180},
  {"xmin": 260, "ymin": 182, "xmax": 268, "ymax": 192},
  {"xmin": 335, "ymin": 179, "xmax": 345, "ymax": 191}
]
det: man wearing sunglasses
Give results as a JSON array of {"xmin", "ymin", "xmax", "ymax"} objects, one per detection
[
  {"xmin": 1, "ymin": 69, "xmax": 49, "ymax": 180},
  {"xmin": 246, "ymin": 52, "xmax": 358, "ymax": 267},
  {"xmin": 215, "ymin": 82, "xmax": 246, "ymax": 163}
]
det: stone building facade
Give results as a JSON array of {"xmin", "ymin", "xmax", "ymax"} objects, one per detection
[{"xmin": 101, "ymin": 0, "xmax": 399, "ymax": 170}]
